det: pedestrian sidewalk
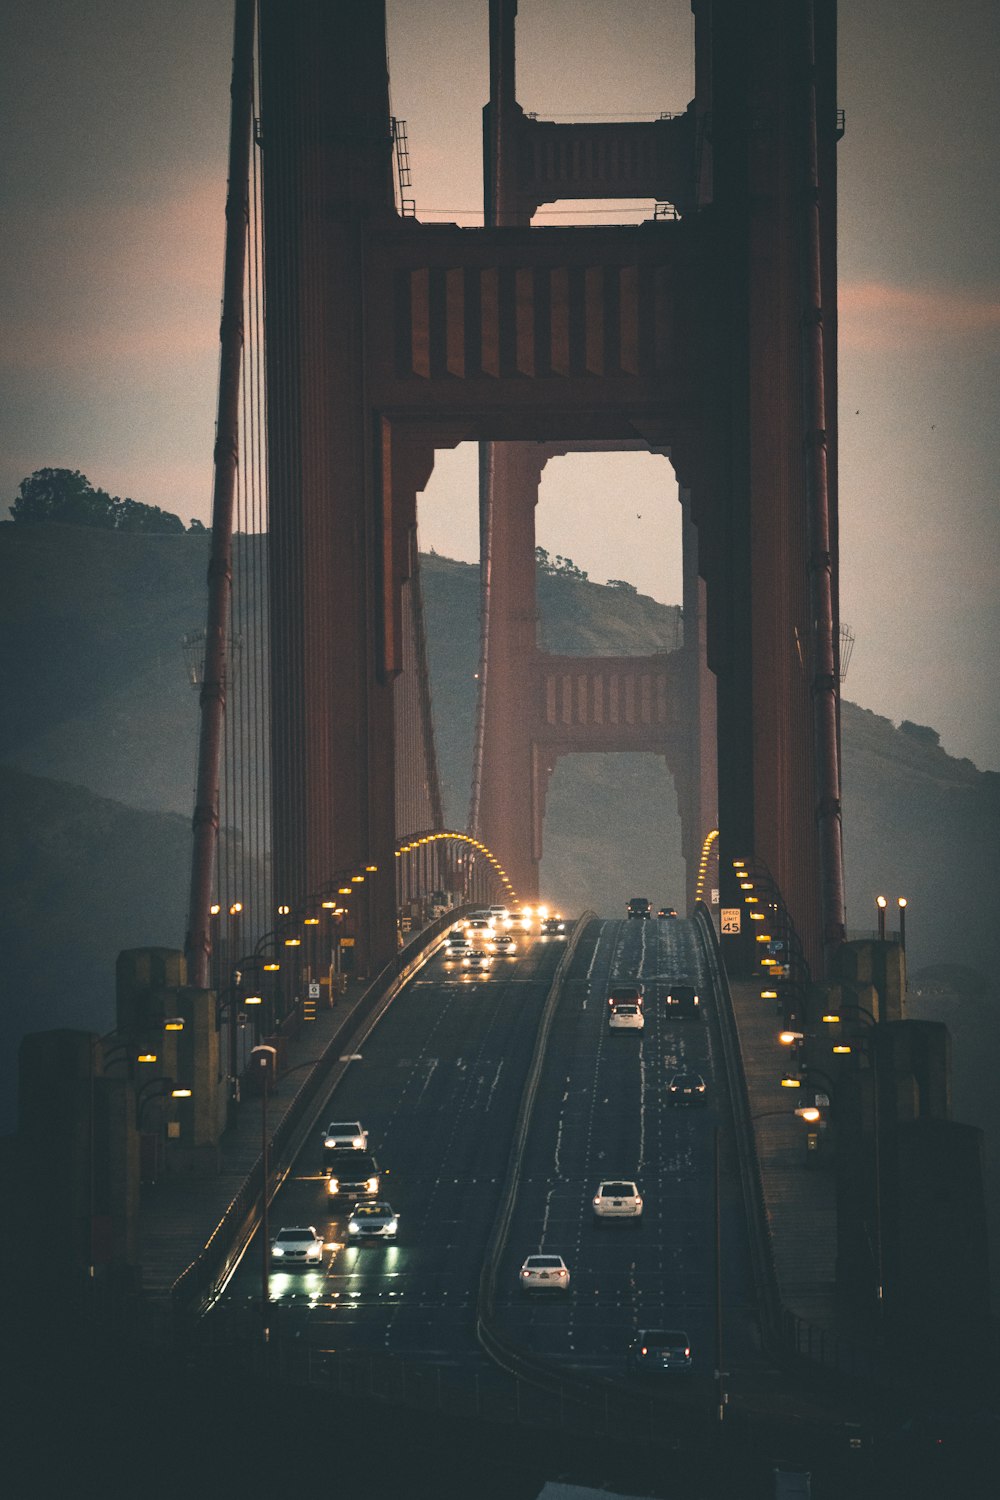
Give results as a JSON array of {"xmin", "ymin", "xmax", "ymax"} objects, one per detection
[
  {"xmin": 137, "ymin": 977, "xmax": 370, "ymax": 1299},
  {"xmin": 729, "ymin": 981, "xmax": 838, "ymax": 1330}
]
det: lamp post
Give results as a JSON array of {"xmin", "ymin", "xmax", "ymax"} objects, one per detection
[
  {"xmin": 896, "ymin": 897, "xmax": 907, "ymax": 955},
  {"xmin": 875, "ymin": 895, "xmax": 887, "ymax": 941}
]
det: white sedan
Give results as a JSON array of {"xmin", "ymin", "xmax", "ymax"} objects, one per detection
[
  {"xmin": 322, "ymin": 1120, "xmax": 368, "ymax": 1152},
  {"xmin": 347, "ymin": 1202, "xmax": 399, "ymax": 1242},
  {"xmin": 519, "ymin": 1253, "xmax": 571, "ymax": 1292},
  {"xmin": 271, "ymin": 1226, "xmax": 324, "ymax": 1267}
]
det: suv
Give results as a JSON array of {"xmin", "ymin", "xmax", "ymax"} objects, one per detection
[
  {"xmin": 626, "ymin": 897, "xmax": 651, "ymax": 920},
  {"xmin": 592, "ymin": 1180, "xmax": 643, "ymax": 1224},
  {"xmin": 664, "ymin": 983, "xmax": 701, "ymax": 1019},
  {"xmin": 607, "ymin": 983, "xmax": 644, "ymax": 1010},
  {"xmin": 325, "ymin": 1150, "xmax": 382, "ymax": 1203},
  {"xmin": 321, "ymin": 1120, "xmax": 368, "ymax": 1153}
]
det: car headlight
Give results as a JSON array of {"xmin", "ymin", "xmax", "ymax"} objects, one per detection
[
  {"xmin": 353, "ymin": 1137, "xmax": 364, "ymax": 1148},
  {"xmin": 387, "ymin": 1218, "xmax": 398, "ymax": 1233},
  {"xmin": 327, "ymin": 1178, "xmax": 340, "ymax": 1193},
  {"xmin": 593, "ymin": 1196, "xmax": 601, "ymax": 1206},
  {"xmin": 697, "ymin": 1084, "xmax": 706, "ymax": 1092},
  {"xmin": 272, "ymin": 1246, "xmax": 284, "ymax": 1257},
  {"xmin": 366, "ymin": 1177, "xmax": 379, "ymax": 1194},
  {"xmin": 348, "ymin": 1221, "xmax": 359, "ymax": 1235}
]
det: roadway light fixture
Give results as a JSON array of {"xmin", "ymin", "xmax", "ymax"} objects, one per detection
[
  {"xmin": 779, "ymin": 1031, "xmax": 804, "ymax": 1046},
  {"xmin": 897, "ymin": 896, "xmax": 908, "ymax": 954},
  {"xmin": 821, "ymin": 1012, "xmax": 841, "ymax": 1024},
  {"xmin": 136, "ymin": 1053, "xmax": 158, "ymax": 1065},
  {"xmin": 876, "ymin": 895, "xmax": 887, "ymax": 940},
  {"xmin": 164, "ymin": 1018, "xmax": 185, "ymax": 1032},
  {"xmin": 277, "ymin": 904, "xmax": 290, "ymax": 916},
  {"xmin": 795, "ymin": 1107, "xmax": 821, "ymax": 1123},
  {"xmin": 781, "ymin": 1074, "xmax": 802, "ymax": 1088},
  {"xmin": 832, "ymin": 1043, "xmax": 852, "ymax": 1055}
]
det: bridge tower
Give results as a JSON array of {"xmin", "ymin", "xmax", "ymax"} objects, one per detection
[
  {"xmin": 472, "ymin": 0, "xmax": 718, "ymax": 911},
  {"xmin": 257, "ymin": 0, "xmax": 844, "ymax": 974}
]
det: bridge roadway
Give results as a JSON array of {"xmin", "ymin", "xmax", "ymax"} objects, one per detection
[{"xmin": 212, "ymin": 915, "xmax": 766, "ymax": 1391}]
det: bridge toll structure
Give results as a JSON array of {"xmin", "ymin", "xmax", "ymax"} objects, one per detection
[{"xmin": 256, "ymin": 0, "xmax": 845, "ymax": 976}]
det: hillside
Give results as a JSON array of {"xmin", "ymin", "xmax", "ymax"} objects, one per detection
[{"xmin": 2, "ymin": 523, "xmax": 998, "ymax": 1157}]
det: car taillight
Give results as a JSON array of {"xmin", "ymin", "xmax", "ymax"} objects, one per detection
[{"xmin": 685, "ymin": 1347, "xmax": 691, "ymax": 1358}]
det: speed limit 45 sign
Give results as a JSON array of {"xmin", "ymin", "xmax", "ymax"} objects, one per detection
[{"xmin": 721, "ymin": 908, "xmax": 741, "ymax": 935}]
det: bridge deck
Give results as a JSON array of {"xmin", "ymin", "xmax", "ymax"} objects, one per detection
[{"xmin": 137, "ymin": 980, "xmax": 371, "ymax": 1301}]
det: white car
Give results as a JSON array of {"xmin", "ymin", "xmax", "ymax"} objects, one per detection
[
  {"xmin": 463, "ymin": 949, "xmax": 493, "ymax": 974},
  {"xmin": 322, "ymin": 1120, "xmax": 368, "ymax": 1152},
  {"xmin": 487, "ymin": 904, "xmax": 511, "ymax": 928},
  {"xmin": 608, "ymin": 1003, "xmax": 644, "ymax": 1033},
  {"xmin": 445, "ymin": 934, "xmax": 472, "ymax": 960},
  {"xmin": 592, "ymin": 1180, "xmax": 643, "ymax": 1224},
  {"xmin": 519, "ymin": 1253, "xmax": 571, "ymax": 1292},
  {"xmin": 491, "ymin": 931, "xmax": 516, "ymax": 955},
  {"xmin": 347, "ymin": 1201, "xmax": 399, "ymax": 1242},
  {"xmin": 271, "ymin": 1226, "xmax": 324, "ymax": 1266},
  {"xmin": 464, "ymin": 917, "xmax": 495, "ymax": 941}
]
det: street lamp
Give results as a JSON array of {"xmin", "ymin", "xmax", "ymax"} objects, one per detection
[
  {"xmin": 876, "ymin": 895, "xmax": 887, "ymax": 941},
  {"xmin": 897, "ymin": 897, "xmax": 907, "ymax": 955}
]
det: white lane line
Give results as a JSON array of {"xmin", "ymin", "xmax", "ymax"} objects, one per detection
[
  {"xmin": 485, "ymin": 1060, "xmax": 504, "ymax": 1109},
  {"xmin": 638, "ymin": 1044, "xmax": 647, "ymax": 1173}
]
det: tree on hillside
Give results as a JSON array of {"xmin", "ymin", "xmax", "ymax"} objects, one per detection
[
  {"xmin": 8, "ymin": 468, "xmax": 192, "ymax": 533},
  {"xmin": 8, "ymin": 468, "xmax": 115, "ymax": 527}
]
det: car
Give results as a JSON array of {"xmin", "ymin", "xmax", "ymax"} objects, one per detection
[
  {"xmin": 607, "ymin": 983, "xmax": 644, "ymax": 1010},
  {"xmin": 657, "ymin": 906, "xmax": 678, "ymax": 919},
  {"xmin": 491, "ymin": 931, "xmax": 516, "ymax": 955},
  {"xmin": 463, "ymin": 949, "xmax": 493, "ymax": 973},
  {"xmin": 464, "ymin": 917, "xmax": 495, "ymax": 941},
  {"xmin": 509, "ymin": 908, "xmax": 534, "ymax": 932},
  {"xmin": 666, "ymin": 1070, "xmax": 708, "ymax": 1105},
  {"xmin": 271, "ymin": 1225, "xmax": 324, "ymax": 1267},
  {"xmin": 627, "ymin": 1328, "xmax": 693, "ymax": 1374},
  {"xmin": 541, "ymin": 915, "xmax": 566, "ymax": 936},
  {"xmin": 519, "ymin": 1253, "xmax": 570, "ymax": 1292},
  {"xmin": 325, "ymin": 1150, "xmax": 382, "ymax": 1202},
  {"xmin": 487, "ymin": 904, "xmax": 511, "ymax": 928},
  {"xmin": 592, "ymin": 1180, "xmax": 643, "ymax": 1224},
  {"xmin": 322, "ymin": 1120, "xmax": 368, "ymax": 1153},
  {"xmin": 626, "ymin": 897, "xmax": 651, "ymax": 919},
  {"xmin": 664, "ymin": 983, "xmax": 701, "ymax": 1018},
  {"xmin": 608, "ymin": 1003, "xmax": 644, "ymax": 1032},
  {"xmin": 347, "ymin": 1201, "xmax": 399, "ymax": 1242}
]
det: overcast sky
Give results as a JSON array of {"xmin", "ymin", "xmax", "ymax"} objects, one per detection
[{"xmin": 2, "ymin": 0, "xmax": 998, "ymax": 770}]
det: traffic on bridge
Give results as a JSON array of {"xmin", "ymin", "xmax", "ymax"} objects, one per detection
[{"xmin": 213, "ymin": 906, "xmax": 758, "ymax": 1402}]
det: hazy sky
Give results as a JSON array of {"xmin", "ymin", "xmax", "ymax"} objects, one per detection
[{"xmin": 2, "ymin": 1, "xmax": 998, "ymax": 770}]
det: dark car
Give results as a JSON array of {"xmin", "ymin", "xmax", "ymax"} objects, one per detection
[
  {"xmin": 541, "ymin": 915, "xmax": 567, "ymax": 936},
  {"xmin": 664, "ymin": 982, "xmax": 701, "ymax": 1018},
  {"xmin": 657, "ymin": 906, "xmax": 678, "ymax": 919},
  {"xmin": 607, "ymin": 983, "xmax": 644, "ymax": 1010},
  {"xmin": 626, "ymin": 897, "xmax": 651, "ymax": 920},
  {"xmin": 324, "ymin": 1149, "xmax": 382, "ymax": 1203},
  {"xmin": 666, "ymin": 1070, "xmax": 708, "ymax": 1105},
  {"xmin": 627, "ymin": 1328, "xmax": 693, "ymax": 1374}
]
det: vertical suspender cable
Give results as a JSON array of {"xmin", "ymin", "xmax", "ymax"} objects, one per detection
[
  {"xmin": 185, "ymin": 0, "xmax": 256, "ymax": 989},
  {"xmin": 800, "ymin": 0, "xmax": 846, "ymax": 969}
]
